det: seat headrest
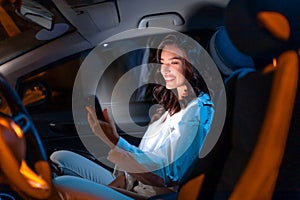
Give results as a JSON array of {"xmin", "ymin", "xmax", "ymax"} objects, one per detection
[
  {"xmin": 225, "ymin": 0, "xmax": 300, "ymax": 59},
  {"xmin": 209, "ymin": 26, "xmax": 255, "ymax": 76}
]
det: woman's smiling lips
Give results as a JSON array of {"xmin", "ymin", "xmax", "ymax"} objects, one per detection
[{"xmin": 163, "ymin": 75, "xmax": 176, "ymax": 82}]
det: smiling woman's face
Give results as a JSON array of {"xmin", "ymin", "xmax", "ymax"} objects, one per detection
[{"xmin": 160, "ymin": 45, "xmax": 186, "ymax": 89}]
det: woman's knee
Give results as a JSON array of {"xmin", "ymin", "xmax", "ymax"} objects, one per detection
[
  {"xmin": 50, "ymin": 150, "xmax": 115, "ymax": 184},
  {"xmin": 50, "ymin": 150, "xmax": 89, "ymax": 177}
]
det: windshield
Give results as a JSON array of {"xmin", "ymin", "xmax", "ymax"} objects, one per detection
[{"xmin": 0, "ymin": 0, "xmax": 75, "ymax": 65}]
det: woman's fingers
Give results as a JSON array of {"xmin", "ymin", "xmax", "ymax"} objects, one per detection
[
  {"xmin": 86, "ymin": 105, "xmax": 102, "ymax": 133},
  {"xmin": 103, "ymin": 108, "xmax": 109, "ymax": 122},
  {"xmin": 86, "ymin": 105, "xmax": 109, "ymax": 123},
  {"xmin": 86, "ymin": 106, "xmax": 97, "ymax": 123}
]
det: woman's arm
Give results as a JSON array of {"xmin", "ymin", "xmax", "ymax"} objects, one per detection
[
  {"xmin": 87, "ymin": 95, "xmax": 214, "ymax": 187},
  {"xmin": 86, "ymin": 106, "xmax": 165, "ymax": 186},
  {"xmin": 108, "ymin": 174, "xmax": 126, "ymax": 188},
  {"xmin": 108, "ymin": 145, "xmax": 165, "ymax": 186},
  {"xmin": 108, "ymin": 97, "xmax": 214, "ymax": 186},
  {"xmin": 129, "ymin": 172, "xmax": 165, "ymax": 187}
]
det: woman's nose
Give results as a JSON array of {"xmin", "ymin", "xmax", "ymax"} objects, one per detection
[{"xmin": 161, "ymin": 65, "xmax": 171, "ymax": 74}]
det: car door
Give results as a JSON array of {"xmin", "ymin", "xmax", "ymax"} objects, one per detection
[
  {"xmin": 16, "ymin": 45, "xmax": 155, "ymax": 164},
  {"xmin": 16, "ymin": 50, "xmax": 90, "ymax": 157}
]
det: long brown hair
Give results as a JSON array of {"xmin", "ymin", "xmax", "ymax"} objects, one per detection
[{"xmin": 152, "ymin": 34, "xmax": 209, "ymax": 120}]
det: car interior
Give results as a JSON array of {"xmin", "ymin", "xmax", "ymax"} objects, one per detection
[{"xmin": 0, "ymin": 0, "xmax": 299, "ymax": 199}]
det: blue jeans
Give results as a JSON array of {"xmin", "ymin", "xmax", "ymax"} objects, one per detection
[
  {"xmin": 50, "ymin": 150, "xmax": 115, "ymax": 185},
  {"xmin": 51, "ymin": 150, "xmax": 133, "ymax": 200}
]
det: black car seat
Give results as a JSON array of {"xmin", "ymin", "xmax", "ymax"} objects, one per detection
[
  {"xmin": 223, "ymin": 0, "xmax": 300, "ymax": 199},
  {"xmin": 176, "ymin": 0, "xmax": 300, "ymax": 199}
]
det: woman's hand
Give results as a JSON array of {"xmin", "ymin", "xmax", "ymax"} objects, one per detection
[
  {"xmin": 86, "ymin": 106, "xmax": 119, "ymax": 148},
  {"xmin": 108, "ymin": 174, "xmax": 126, "ymax": 188}
]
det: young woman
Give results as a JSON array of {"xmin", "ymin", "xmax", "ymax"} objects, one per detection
[{"xmin": 51, "ymin": 34, "xmax": 214, "ymax": 199}]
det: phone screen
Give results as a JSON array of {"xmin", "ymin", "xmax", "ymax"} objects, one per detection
[{"xmin": 86, "ymin": 95, "xmax": 105, "ymax": 121}]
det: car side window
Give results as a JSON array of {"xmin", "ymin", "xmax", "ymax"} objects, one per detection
[
  {"xmin": 16, "ymin": 47, "xmax": 156, "ymax": 116},
  {"xmin": 16, "ymin": 50, "xmax": 91, "ymax": 113}
]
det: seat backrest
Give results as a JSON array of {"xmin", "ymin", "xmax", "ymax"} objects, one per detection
[
  {"xmin": 228, "ymin": 50, "xmax": 298, "ymax": 200},
  {"xmin": 216, "ymin": 0, "xmax": 300, "ymax": 199},
  {"xmin": 273, "ymin": 55, "xmax": 300, "ymax": 199},
  {"xmin": 177, "ymin": 0, "xmax": 300, "ymax": 199}
]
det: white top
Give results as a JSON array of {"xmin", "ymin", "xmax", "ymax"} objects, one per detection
[{"xmin": 107, "ymin": 93, "xmax": 214, "ymax": 197}]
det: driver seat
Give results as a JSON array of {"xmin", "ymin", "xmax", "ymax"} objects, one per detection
[{"xmin": 175, "ymin": 0, "xmax": 300, "ymax": 199}]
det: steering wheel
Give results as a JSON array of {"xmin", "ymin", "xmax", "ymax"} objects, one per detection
[{"xmin": 0, "ymin": 74, "xmax": 52, "ymax": 199}]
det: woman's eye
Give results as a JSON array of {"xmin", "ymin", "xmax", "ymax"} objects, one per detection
[{"xmin": 171, "ymin": 61, "xmax": 179, "ymax": 65}]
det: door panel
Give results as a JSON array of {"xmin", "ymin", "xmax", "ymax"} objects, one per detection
[
  {"xmin": 16, "ymin": 46, "xmax": 156, "ymax": 159},
  {"xmin": 16, "ymin": 50, "xmax": 91, "ymax": 156}
]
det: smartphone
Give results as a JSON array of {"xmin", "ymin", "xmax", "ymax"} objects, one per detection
[{"xmin": 86, "ymin": 95, "xmax": 105, "ymax": 121}]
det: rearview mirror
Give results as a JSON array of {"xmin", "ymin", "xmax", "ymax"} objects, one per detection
[{"xmin": 16, "ymin": 0, "xmax": 54, "ymax": 30}]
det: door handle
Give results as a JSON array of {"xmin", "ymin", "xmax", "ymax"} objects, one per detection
[{"xmin": 49, "ymin": 122, "xmax": 76, "ymax": 134}]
